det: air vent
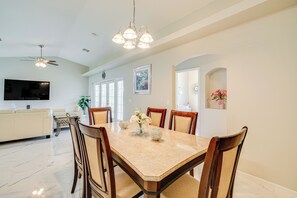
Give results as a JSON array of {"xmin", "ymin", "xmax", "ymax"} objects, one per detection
[{"xmin": 82, "ymin": 48, "xmax": 90, "ymax": 53}]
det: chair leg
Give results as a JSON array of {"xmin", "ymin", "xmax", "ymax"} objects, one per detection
[
  {"xmin": 71, "ymin": 164, "xmax": 79, "ymax": 193},
  {"xmin": 133, "ymin": 191, "xmax": 144, "ymax": 198},
  {"xmin": 190, "ymin": 169, "xmax": 194, "ymax": 177},
  {"xmin": 81, "ymin": 171, "xmax": 86, "ymax": 198},
  {"xmin": 85, "ymin": 180, "xmax": 92, "ymax": 198}
]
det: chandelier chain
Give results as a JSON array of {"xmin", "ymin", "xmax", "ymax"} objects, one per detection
[{"xmin": 133, "ymin": 0, "xmax": 136, "ymax": 24}]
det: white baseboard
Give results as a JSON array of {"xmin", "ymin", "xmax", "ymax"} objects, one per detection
[{"xmin": 237, "ymin": 171, "xmax": 297, "ymax": 198}]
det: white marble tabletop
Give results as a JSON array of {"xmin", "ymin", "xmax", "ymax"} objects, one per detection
[{"xmin": 94, "ymin": 122, "xmax": 210, "ymax": 182}]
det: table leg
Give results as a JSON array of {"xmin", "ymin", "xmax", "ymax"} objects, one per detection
[{"xmin": 55, "ymin": 122, "xmax": 61, "ymax": 136}]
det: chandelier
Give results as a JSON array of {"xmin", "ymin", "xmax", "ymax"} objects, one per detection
[{"xmin": 112, "ymin": 0, "xmax": 154, "ymax": 49}]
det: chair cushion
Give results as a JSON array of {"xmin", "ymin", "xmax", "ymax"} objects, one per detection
[
  {"xmin": 150, "ymin": 112, "xmax": 162, "ymax": 127},
  {"xmin": 217, "ymin": 147, "xmax": 238, "ymax": 197},
  {"xmin": 114, "ymin": 166, "xmax": 141, "ymax": 198},
  {"xmin": 84, "ymin": 135, "xmax": 104, "ymax": 186},
  {"xmin": 93, "ymin": 111, "xmax": 108, "ymax": 124},
  {"xmin": 174, "ymin": 116, "xmax": 192, "ymax": 133},
  {"xmin": 161, "ymin": 174, "xmax": 199, "ymax": 198}
]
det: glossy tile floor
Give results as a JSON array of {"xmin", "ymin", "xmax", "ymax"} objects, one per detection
[{"xmin": 0, "ymin": 130, "xmax": 292, "ymax": 198}]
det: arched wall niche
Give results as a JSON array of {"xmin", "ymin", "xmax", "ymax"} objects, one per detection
[
  {"xmin": 173, "ymin": 55, "xmax": 227, "ymax": 137},
  {"xmin": 175, "ymin": 54, "xmax": 217, "ymax": 71},
  {"xmin": 205, "ymin": 67, "xmax": 227, "ymax": 109}
]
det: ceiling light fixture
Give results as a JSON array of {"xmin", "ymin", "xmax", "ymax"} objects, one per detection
[
  {"xmin": 35, "ymin": 57, "xmax": 47, "ymax": 68},
  {"xmin": 112, "ymin": 0, "xmax": 153, "ymax": 49},
  {"xmin": 35, "ymin": 45, "xmax": 47, "ymax": 68}
]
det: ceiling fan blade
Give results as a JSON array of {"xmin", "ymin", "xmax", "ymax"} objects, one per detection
[
  {"xmin": 48, "ymin": 60, "xmax": 56, "ymax": 62},
  {"xmin": 47, "ymin": 62, "xmax": 59, "ymax": 66},
  {"xmin": 20, "ymin": 59, "xmax": 34, "ymax": 61}
]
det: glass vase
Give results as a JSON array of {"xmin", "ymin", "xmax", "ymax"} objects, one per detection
[{"xmin": 137, "ymin": 123, "xmax": 144, "ymax": 135}]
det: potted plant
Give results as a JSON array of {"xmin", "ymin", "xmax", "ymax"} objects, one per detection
[{"xmin": 78, "ymin": 96, "xmax": 91, "ymax": 115}]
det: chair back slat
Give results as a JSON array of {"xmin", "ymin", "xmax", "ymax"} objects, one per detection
[
  {"xmin": 93, "ymin": 111, "xmax": 108, "ymax": 124},
  {"xmin": 199, "ymin": 126, "xmax": 248, "ymax": 198},
  {"xmin": 174, "ymin": 115, "xmax": 192, "ymax": 134},
  {"xmin": 150, "ymin": 112, "xmax": 162, "ymax": 127},
  {"xmin": 147, "ymin": 107, "xmax": 167, "ymax": 128},
  {"xmin": 88, "ymin": 107, "xmax": 112, "ymax": 125},
  {"xmin": 84, "ymin": 135, "xmax": 106, "ymax": 189},
  {"xmin": 169, "ymin": 110, "xmax": 198, "ymax": 135},
  {"xmin": 79, "ymin": 123, "xmax": 116, "ymax": 197},
  {"xmin": 67, "ymin": 115, "xmax": 82, "ymax": 164}
]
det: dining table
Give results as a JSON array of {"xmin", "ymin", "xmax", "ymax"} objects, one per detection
[{"xmin": 93, "ymin": 122, "xmax": 210, "ymax": 198}]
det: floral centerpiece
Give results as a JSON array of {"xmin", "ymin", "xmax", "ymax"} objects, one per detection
[
  {"xmin": 130, "ymin": 110, "xmax": 151, "ymax": 134},
  {"xmin": 210, "ymin": 89, "xmax": 227, "ymax": 107}
]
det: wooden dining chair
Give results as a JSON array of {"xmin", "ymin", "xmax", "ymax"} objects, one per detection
[
  {"xmin": 67, "ymin": 114, "xmax": 85, "ymax": 197},
  {"xmin": 146, "ymin": 107, "xmax": 167, "ymax": 128},
  {"xmin": 169, "ymin": 110, "xmax": 198, "ymax": 135},
  {"xmin": 169, "ymin": 110, "xmax": 198, "ymax": 176},
  {"xmin": 78, "ymin": 122, "xmax": 142, "ymax": 198},
  {"xmin": 161, "ymin": 126, "xmax": 248, "ymax": 198},
  {"xmin": 88, "ymin": 107, "xmax": 112, "ymax": 125}
]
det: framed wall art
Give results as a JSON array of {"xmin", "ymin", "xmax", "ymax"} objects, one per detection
[{"xmin": 133, "ymin": 64, "xmax": 151, "ymax": 94}]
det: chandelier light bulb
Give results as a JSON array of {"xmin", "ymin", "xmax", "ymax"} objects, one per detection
[
  {"xmin": 138, "ymin": 42, "xmax": 150, "ymax": 49},
  {"xmin": 112, "ymin": 32, "xmax": 125, "ymax": 44},
  {"xmin": 139, "ymin": 32, "xmax": 154, "ymax": 43},
  {"xmin": 123, "ymin": 40, "xmax": 136, "ymax": 49},
  {"xmin": 40, "ymin": 62, "xmax": 46, "ymax": 68},
  {"xmin": 123, "ymin": 25, "xmax": 137, "ymax": 40}
]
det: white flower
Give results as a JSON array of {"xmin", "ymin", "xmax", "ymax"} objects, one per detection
[
  {"xmin": 130, "ymin": 110, "xmax": 152, "ymax": 125},
  {"xmin": 130, "ymin": 115, "xmax": 138, "ymax": 123}
]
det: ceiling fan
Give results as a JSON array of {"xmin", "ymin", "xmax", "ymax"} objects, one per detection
[{"xmin": 20, "ymin": 45, "xmax": 58, "ymax": 67}]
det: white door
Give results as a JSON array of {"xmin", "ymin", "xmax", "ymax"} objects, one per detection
[{"xmin": 93, "ymin": 80, "xmax": 124, "ymax": 121}]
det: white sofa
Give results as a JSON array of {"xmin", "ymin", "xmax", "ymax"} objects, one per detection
[{"xmin": 0, "ymin": 109, "xmax": 53, "ymax": 142}]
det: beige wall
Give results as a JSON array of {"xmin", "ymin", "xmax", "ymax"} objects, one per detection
[{"xmin": 89, "ymin": 6, "xmax": 297, "ymax": 191}]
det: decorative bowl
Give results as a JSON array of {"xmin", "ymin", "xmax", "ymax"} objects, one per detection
[
  {"xmin": 151, "ymin": 128, "xmax": 162, "ymax": 141},
  {"xmin": 119, "ymin": 121, "xmax": 129, "ymax": 129}
]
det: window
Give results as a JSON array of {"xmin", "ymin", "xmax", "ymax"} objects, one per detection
[
  {"xmin": 117, "ymin": 80, "xmax": 124, "ymax": 120},
  {"xmin": 93, "ymin": 80, "xmax": 124, "ymax": 121},
  {"xmin": 94, "ymin": 84, "xmax": 100, "ymax": 107},
  {"xmin": 109, "ymin": 82, "xmax": 115, "ymax": 119},
  {"xmin": 101, "ymin": 83, "xmax": 107, "ymax": 107}
]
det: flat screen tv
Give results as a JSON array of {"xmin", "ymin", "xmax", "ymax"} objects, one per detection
[{"xmin": 4, "ymin": 79, "xmax": 50, "ymax": 100}]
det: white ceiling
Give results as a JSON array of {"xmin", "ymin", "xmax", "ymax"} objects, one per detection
[{"xmin": 0, "ymin": 0, "xmax": 296, "ymax": 71}]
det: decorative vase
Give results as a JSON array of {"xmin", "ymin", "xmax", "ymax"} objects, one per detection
[
  {"xmin": 218, "ymin": 100, "xmax": 225, "ymax": 109},
  {"xmin": 137, "ymin": 123, "xmax": 144, "ymax": 135}
]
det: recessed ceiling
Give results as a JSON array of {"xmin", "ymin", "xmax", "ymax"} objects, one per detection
[{"xmin": 0, "ymin": 0, "xmax": 296, "ymax": 70}]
